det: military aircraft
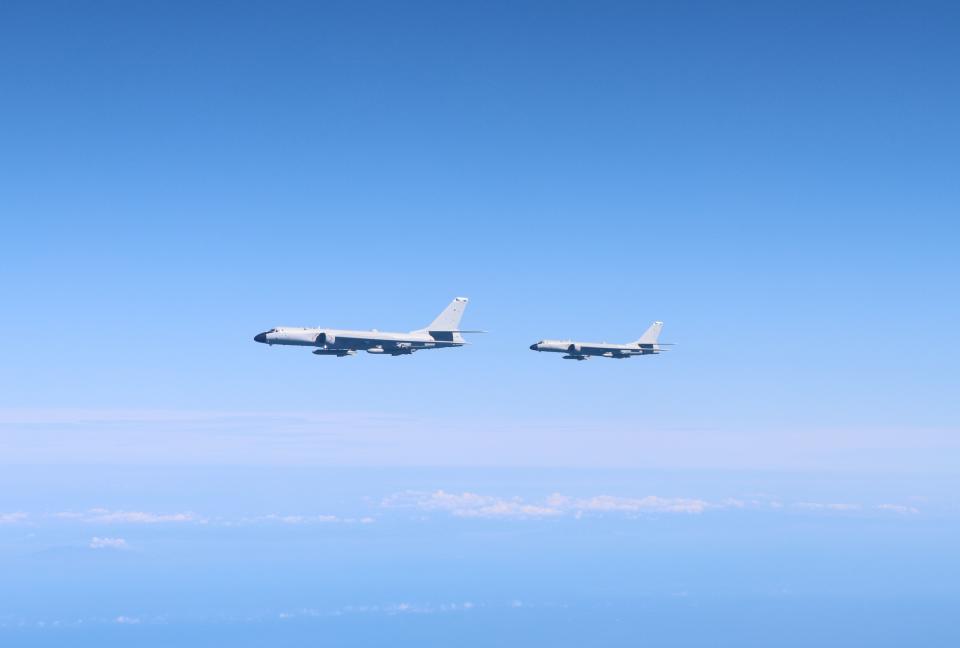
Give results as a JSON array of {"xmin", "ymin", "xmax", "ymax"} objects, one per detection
[
  {"xmin": 253, "ymin": 297, "xmax": 482, "ymax": 357},
  {"xmin": 529, "ymin": 321, "xmax": 670, "ymax": 361}
]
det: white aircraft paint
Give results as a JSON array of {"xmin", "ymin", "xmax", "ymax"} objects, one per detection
[
  {"xmin": 254, "ymin": 297, "xmax": 481, "ymax": 357},
  {"xmin": 529, "ymin": 321, "xmax": 670, "ymax": 361}
]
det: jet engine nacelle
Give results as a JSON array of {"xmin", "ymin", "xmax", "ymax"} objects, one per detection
[
  {"xmin": 316, "ymin": 331, "xmax": 336, "ymax": 346},
  {"xmin": 567, "ymin": 343, "xmax": 581, "ymax": 354}
]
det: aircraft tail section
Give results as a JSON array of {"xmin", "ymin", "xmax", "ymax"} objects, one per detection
[
  {"xmin": 633, "ymin": 321, "xmax": 663, "ymax": 346},
  {"xmin": 415, "ymin": 297, "xmax": 469, "ymax": 336}
]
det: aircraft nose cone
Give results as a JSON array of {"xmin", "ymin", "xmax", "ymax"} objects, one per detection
[
  {"xmin": 254, "ymin": 332, "xmax": 267, "ymax": 344},
  {"xmin": 529, "ymin": 343, "xmax": 538, "ymax": 351}
]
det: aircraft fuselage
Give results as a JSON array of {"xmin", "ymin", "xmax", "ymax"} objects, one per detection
[
  {"xmin": 255, "ymin": 327, "xmax": 462, "ymax": 356},
  {"xmin": 529, "ymin": 339, "xmax": 661, "ymax": 360},
  {"xmin": 253, "ymin": 297, "xmax": 474, "ymax": 357}
]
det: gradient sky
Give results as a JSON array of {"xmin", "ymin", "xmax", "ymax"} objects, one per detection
[
  {"xmin": 2, "ymin": 0, "xmax": 958, "ymax": 470},
  {"xmin": 1, "ymin": 1, "xmax": 959, "ymax": 645}
]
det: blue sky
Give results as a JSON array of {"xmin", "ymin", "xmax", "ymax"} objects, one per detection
[
  {"xmin": 1, "ymin": 0, "xmax": 957, "ymax": 469},
  {"xmin": 1, "ymin": 1, "xmax": 959, "ymax": 645}
]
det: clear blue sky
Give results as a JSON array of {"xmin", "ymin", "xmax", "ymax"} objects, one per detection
[
  {"xmin": 2, "ymin": 0, "xmax": 958, "ymax": 468},
  {"xmin": 1, "ymin": 1, "xmax": 959, "ymax": 645}
]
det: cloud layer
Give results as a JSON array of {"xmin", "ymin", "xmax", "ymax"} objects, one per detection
[
  {"xmin": 383, "ymin": 490, "xmax": 734, "ymax": 518},
  {"xmin": 55, "ymin": 509, "xmax": 205, "ymax": 524},
  {"xmin": 0, "ymin": 495, "xmax": 924, "ymax": 529},
  {"xmin": 381, "ymin": 490, "xmax": 922, "ymax": 520},
  {"xmin": 89, "ymin": 536, "xmax": 129, "ymax": 550}
]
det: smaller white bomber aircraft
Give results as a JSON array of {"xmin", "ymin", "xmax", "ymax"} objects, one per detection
[
  {"xmin": 254, "ymin": 297, "xmax": 482, "ymax": 357},
  {"xmin": 529, "ymin": 321, "xmax": 671, "ymax": 361}
]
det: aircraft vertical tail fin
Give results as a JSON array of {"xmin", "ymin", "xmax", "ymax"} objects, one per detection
[
  {"xmin": 633, "ymin": 321, "xmax": 663, "ymax": 345},
  {"xmin": 415, "ymin": 297, "xmax": 469, "ymax": 335}
]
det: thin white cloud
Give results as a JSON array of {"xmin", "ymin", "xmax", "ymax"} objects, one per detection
[
  {"xmin": 794, "ymin": 502, "xmax": 861, "ymax": 511},
  {"xmin": 875, "ymin": 503, "xmax": 920, "ymax": 514},
  {"xmin": 89, "ymin": 536, "xmax": 129, "ymax": 550},
  {"xmin": 382, "ymin": 491, "xmax": 921, "ymax": 519},
  {"xmin": 253, "ymin": 514, "xmax": 340, "ymax": 524},
  {"xmin": 240, "ymin": 513, "xmax": 376, "ymax": 525},
  {"xmin": 0, "ymin": 407, "xmax": 410, "ymax": 466},
  {"xmin": 382, "ymin": 491, "xmax": 563, "ymax": 519},
  {"xmin": 9, "ymin": 496, "xmax": 924, "ymax": 531},
  {"xmin": 383, "ymin": 490, "xmax": 720, "ymax": 519},
  {"xmin": 0, "ymin": 512, "xmax": 28, "ymax": 524},
  {"xmin": 546, "ymin": 494, "xmax": 711, "ymax": 514},
  {"xmin": 55, "ymin": 509, "xmax": 205, "ymax": 524},
  {"xmin": 113, "ymin": 616, "xmax": 140, "ymax": 625},
  {"xmin": 281, "ymin": 601, "xmax": 479, "ymax": 620},
  {"xmin": 4, "ymin": 509, "xmax": 375, "ymax": 527}
]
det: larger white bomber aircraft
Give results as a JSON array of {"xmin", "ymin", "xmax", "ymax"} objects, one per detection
[
  {"xmin": 529, "ymin": 321, "xmax": 671, "ymax": 361},
  {"xmin": 254, "ymin": 297, "xmax": 481, "ymax": 357}
]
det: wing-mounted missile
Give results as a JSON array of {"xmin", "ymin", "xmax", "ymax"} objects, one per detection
[
  {"xmin": 375, "ymin": 343, "xmax": 416, "ymax": 356},
  {"xmin": 313, "ymin": 349, "xmax": 355, "ymax": 357},
  {"xmin": 596, "ymin": 349, "xmax": 636, "ymax": 359}
]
